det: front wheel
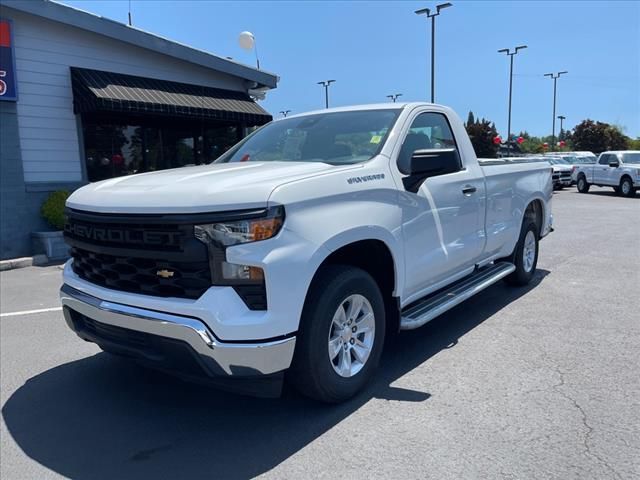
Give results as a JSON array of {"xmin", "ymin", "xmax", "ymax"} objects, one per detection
[
  {"xmin": 619, "ymin": 177, "xmax": 636, "ymax": 197},
  {"xmin": 577, "ymin": 176, "xmax": 590, "ymax": 193},
  {"xmin": 290, "ymin": 265, "xmax": 385, "ymax": 403},
  {"xmin": 504, "ymin": 221, "xmax": 539, "ymax": 286}
]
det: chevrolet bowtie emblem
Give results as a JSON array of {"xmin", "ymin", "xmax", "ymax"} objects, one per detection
[{"xmin": 156, "ymin": 269, "xmax": 175, "ymax": 278}]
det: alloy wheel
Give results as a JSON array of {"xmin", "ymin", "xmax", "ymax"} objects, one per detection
[{"xmin": 328, "ymin": 294, "xmax": 375, "ymax": 378}]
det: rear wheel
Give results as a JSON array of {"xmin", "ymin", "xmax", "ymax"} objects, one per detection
[
  {"xmin": 577, "ymin": 175, "xmax": 590, "ymax": 193},
  {"xmin": 290, "ymin": 265, "xmax": 385, "ymax": 403},
  {"xmin": 504, "ymin": 221, "xmax": 539, "ymax": 286},
  {"xmin": 619, "ymin": 177, "xmax": 635, "ymax": 197}
]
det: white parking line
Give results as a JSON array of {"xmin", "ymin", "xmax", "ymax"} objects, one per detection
[{"xmin": 0, "ymin": 307, "xmax": 62, "ymax": 318}]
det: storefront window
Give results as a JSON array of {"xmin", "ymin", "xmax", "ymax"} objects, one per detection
[{"xmin": 82, "ymin": 115, "xmax": 241, "ymax": 182}]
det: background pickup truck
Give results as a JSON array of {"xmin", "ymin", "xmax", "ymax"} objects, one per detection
[
  {"xmin": 575, "ymin": 150, "xmax": 640, "ymax": 197},
  {"xmin": 60, "ymin": 103, "xmax": 553, "ymax": 402}
]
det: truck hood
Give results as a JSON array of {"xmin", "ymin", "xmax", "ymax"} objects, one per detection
[{"xmin": 67, "ymin": 162, "xmax": 344, "ymax": 213}]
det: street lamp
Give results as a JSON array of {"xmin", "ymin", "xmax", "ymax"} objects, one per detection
[
  {"xmin": 498, "ymin": 45, "xmax": 527, "ymax": 157},
  {"xmin": 280, "ymin": 110, "xmax": 291, "ymax": 117},
  {"xmin": 239, "ymin": 31, "xmax": 260, "ymax": 69},
  {"xmin": 415, "ymin": 2, "xmax": 452, "ymax": 103},
  {"xmin": 557, "ymin": 115, "xmax": 566, "ymax": 141},
  {"xmin": 317, "ymin": 80, "xmax": 336, "ymax": 109},
  {"xmin": 387, "ymin": 93, "xmax": 403, "ymax": 102},
  {"xmin": 544, "ymin": 71, "xmax": 568, "ymax": 151}
]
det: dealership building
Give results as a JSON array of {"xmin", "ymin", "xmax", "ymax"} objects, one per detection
[{"xmin": 0, "ymin": 0, "xmax": 278, "ymax": 260}]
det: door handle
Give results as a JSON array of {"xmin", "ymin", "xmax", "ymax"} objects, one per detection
[{"xmin": 462, "ymin": 185, "xmax": 477, "ymax": 195}]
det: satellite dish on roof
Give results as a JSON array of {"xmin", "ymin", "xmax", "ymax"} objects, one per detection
[{"xmin": 239, "ymin": 31, "xmax": 255, "ymax": 50}]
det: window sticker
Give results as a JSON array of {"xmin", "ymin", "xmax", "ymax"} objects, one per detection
[{"xmin": 370, "ymin": 135, "xmax": 382, "ymax": 144}]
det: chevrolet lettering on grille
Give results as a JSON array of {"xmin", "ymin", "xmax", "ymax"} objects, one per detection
[{"xmin": 65, "ymin": 222, "xmax": 182, "ymax": 247}]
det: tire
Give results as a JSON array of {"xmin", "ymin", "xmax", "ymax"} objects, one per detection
[
  {"xmin": 504, "ymin": 221, "xmax": 539, "ymax": 287},
  {"xmin": 577, "ymin": 175, "xmax": 590, "ymax": 193},
  {"xmin": 619, "ymin": 177, "xmax": 635, "ymax": 197},
  {"xmin": 289, "ymin": 265, "xmax": 385, "ymax": 403}
]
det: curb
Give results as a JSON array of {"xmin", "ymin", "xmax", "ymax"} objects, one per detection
[{"xmin": 0, "ymin": 255, "xmax": 49, "ymax": 271}]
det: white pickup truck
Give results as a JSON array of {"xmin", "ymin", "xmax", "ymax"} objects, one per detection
[
  {"xmin": 575, "ymin": 151, "xmax": 640, "ymax": 197},
  {"xmin": 60, "ymin": 103, "xmax": 553, "ymax": 402}
]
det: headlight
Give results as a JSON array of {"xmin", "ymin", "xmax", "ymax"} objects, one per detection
[
  {"xmin": 194, "ymin": 206, "xmax": 284, "ymax": 247},
  {"xmin": 195, "ymin": 206, "xmax": 284, "ymax": 284}
]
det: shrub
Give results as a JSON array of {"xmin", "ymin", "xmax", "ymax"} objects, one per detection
[{"xmin": 41, "ymin": 190, "xmax": 69, "ymax": 230}]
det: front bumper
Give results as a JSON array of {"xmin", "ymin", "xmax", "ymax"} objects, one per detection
[{"xmin": 60, "ymin": 284, "xmax": 296, "ymax": 378}]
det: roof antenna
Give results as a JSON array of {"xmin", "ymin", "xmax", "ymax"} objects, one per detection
[{"xmin": 128, "ymin": 0, "xmax": 132, "ymax": 26}]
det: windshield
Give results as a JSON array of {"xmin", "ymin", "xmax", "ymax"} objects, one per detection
[
  {"xmin": 576, "ymin": 156, "xmax": 596, "ymax": 164},
  {"xmin": 547, "ymin": 157, "xmax": 568, "ymax": 165},
  {"xmin": 213, "ymin": 109, "xmax": 401, "ymax": 165},
  {"xmin": 622, "ymin": 153, "xmax": 640, "ymax": 164}
]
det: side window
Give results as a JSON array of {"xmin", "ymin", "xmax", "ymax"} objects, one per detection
[
  {"xmin": 598, "ymin": 154, "xmax": 611, "ymax": 165},
  {"xmin": 398, "ymin": 112, "xmax": 457, "ymax": 174}
]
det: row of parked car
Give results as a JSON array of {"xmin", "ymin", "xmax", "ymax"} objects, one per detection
[{"xmin": 511, "ymin": 151, "xmax": 640, "ymax": 197}]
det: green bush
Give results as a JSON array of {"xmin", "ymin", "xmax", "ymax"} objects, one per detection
[{"xmin": 41, "ymin": 190, "xmax": 70, "ymax": 230}]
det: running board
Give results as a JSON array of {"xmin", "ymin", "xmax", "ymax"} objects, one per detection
[{"xmin": 400, "ymin": 262, "xmax": 516, "ymax": 331}]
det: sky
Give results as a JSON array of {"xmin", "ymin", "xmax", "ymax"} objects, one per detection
[{"xmin": 61, "ymin": 0, "xmax": 640, "ymax": 138}]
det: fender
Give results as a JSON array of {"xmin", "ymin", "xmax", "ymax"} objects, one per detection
[{"xmin": 318, "ymin": 225, "xmax": 404, "ymax": 298}]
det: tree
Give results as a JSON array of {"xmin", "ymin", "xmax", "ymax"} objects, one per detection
[
  {"xmin": 571, "ymin": 119, "xmax": 629, "ymax": 154},
  {"xmin": 465, "ymin": 114, "xmax": 499, "ymax": 158},
  {"xmin": 466, "ymin": 111, "xmax": 475, "ymax": 126},
  {"xmin": 517, "ymin": 131, "xmax": 542, "ymax": 154},
  {"xmin": 629, "ymin": 137, "xmax": 640, "ymax": 150}
]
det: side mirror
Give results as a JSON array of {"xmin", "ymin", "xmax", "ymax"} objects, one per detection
[
  {"xmin": 407, "ymin": 148, "xmax": 461, "ymax": 176},
  {"xmin": 608, "ymin": 160, "xmax": 620, "ymax": 168}
]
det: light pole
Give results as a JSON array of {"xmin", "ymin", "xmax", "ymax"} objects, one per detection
[
  {"xmin": 415, "ymin": 3, "xmax": 452, "ymax": 103},
  {"xmin": 317, "ymin": 80, "xmax": 336, "ymax": 109},
  {"xmin": 239, "ymin": 31, "xmax": 260, "ymax": 69},
  {"xmin": 544, "ymin": 71, "xmax": 568, "ymax": 151},
  {"xmin": 498, "ymin": 45, "xmax": 527, "ymax": 157},
  {"xmin": 387, "ymin": 93, "xmax": 403, "ymax": 102},
  {"xmin": 557, "ymin": 115, "xmax": 566, "ymax": 142},
  {"xmin": 280, "ymin": 110, "xmax": 291, "ymax": 117}
]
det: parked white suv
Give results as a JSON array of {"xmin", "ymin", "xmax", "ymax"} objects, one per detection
[
  {"xmin": 60, "ymin": 103, "xmax": 553, "ymax": 402},
  {"xmin": 575, "ymin": 151, "xmax": 640, "ymax": 197}
]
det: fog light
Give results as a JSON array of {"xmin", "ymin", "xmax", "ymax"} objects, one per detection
[{"xmin": 221, "ymin": 262, "xmax": 264, "ymax": 281}]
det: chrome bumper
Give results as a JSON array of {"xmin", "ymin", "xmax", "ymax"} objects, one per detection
[{"xmin": 60, "ymin": 284, "xmax": 296, "ymax": 376}]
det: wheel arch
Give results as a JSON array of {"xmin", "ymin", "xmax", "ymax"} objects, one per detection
[
  {"xmin": 307, "ymin": 237, "xmax": 401, "ymax": 337},
  {"xmin": 620, "ymin": 174, "xmax": 633, "ymax": 184},
  {"xmin": 523, "ymin": 198, "xmax": 544, "ymax": 237}
]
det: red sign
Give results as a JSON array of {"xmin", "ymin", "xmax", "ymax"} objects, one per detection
[{"xmin": 0, "ymin": 19, "xmax": 18, "ymax": 101}]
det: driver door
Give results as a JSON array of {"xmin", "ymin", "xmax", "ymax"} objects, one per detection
[
  {"xmin": 595, "ymin": 154, "xmax": 612, "ymax": 184},
  {"xmin": 394, "ymin": 111, "xmax": 486, "ymax": 300}
]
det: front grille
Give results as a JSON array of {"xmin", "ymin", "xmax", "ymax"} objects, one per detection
[
  {"xmin": 64, "ymin": 208, "xmax": 268, "ymax": 308},
  {"xmin": 559, "ymin": 171, "xmax": 571, "ymax": 178},
  {"xmin": 70, "ymin": 247, "xmax": 211, "ymax": 299}
]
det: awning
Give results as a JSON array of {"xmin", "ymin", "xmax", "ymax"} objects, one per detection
[{"xmin": 70, "ymin": 67, "xmax": 272, "ymax": 125}]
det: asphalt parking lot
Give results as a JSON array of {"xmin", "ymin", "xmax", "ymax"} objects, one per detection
[{"xmin": 1, "ymin": 186, "xmax": 638, "ymax": 480}]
